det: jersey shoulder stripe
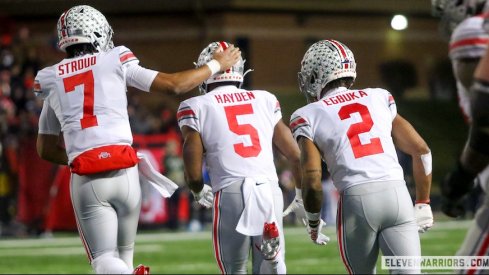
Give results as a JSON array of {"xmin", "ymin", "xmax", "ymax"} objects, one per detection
[
  {"xmin": 119, "ymin": 48, "xmax": 138, "ymax": 65},
  {"xmin": 177, "ymin": 106, "xmax": 197, "ymax": 122},
  {"xmin": 290, "ymin": 116, "xmax": 309, "ymax": 134},
  {"xmin": 274, "ymin": 101, "xmax": 281, "ymax": 114}
]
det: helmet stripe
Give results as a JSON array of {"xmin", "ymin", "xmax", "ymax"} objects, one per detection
[
  {"xmin": 219, "ymin": 42, "xmax": 231, "ymax": 73},
  {"xmin": 327, "ymin": 39, "xmax": 350, "ymax": 69},
  {"xmin": 60, "ymin": 7, "xmax": 75, "ymax": 38},
  {"xmin": 59, "ymin": 11, "xmax": 67, "ymax": 38},
  {"xmin": 219, "ymin": 41, "xmax": 228, "ymax": 50}
]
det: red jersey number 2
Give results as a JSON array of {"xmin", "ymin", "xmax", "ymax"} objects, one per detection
[
  {"xmin": 224, "ymin": 104, "xmax": 262, "ymax": 158},
  {"xmin": 338, "ymin": 103, "xmax": 384, "ymax": 158},
  {"xmin": 63, "ymin": 70, "xmax": 98, "ymax": 129}
]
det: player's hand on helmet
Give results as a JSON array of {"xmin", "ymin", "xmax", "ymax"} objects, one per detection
[
  {"xmin": 283, "ymin": 188, "xmax": 305, "ymax": 219},
  {"xmin": 191, "ymin": 184, "xmax": 213, "ymax": 209},
  {"xmin": 212, "ymin": 44, "xmax": 241, "ymax": 72},
  {"xmin": 414, "ymin": 203, "xmax": 434, "ymax": 233},
  {"xmin": 302, "ymin": 218, "xmax": 330, "ymax": 245}
]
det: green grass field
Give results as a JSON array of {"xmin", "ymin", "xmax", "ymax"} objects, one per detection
[{"xmin": 0, "ymin": 219, "xmax": 471, "ymax": 274}]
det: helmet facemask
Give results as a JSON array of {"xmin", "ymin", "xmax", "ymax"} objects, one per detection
[
  {"xmin": 298, "ymin": 39, "xmax": 356, "ymax": 101},
  {"xmin": 195, "ymin": 41, "xmax": 251, "ymax": 94},
  {"xmin": 57, "ymin": 5, "xmax": 114, "ymax": 53}
]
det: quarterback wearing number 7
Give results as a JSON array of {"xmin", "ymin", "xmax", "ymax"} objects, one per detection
[
  {"xmin": 33, "ymin": 5, "xmax": 240, "ymax": 275},
  {"xmin": 288, "ymin": 40, "xmax": 434, "ymax": 274}
]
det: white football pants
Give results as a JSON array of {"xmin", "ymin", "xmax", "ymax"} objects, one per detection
[
  {"xmin": 211, "ymin": 180, "xmax": 285, "ymax": 274},
  {"xmin": 70, "ymin": 165, "xmax": 141, "ymax": 274},
  {"xmin": 337, "ymin": 180, "xmax": 421, "ymax": 274}
]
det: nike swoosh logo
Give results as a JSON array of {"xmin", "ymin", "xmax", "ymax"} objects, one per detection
[{"xmin": 255, "ymin": 182, "xmax": 266, "ymax": 186}]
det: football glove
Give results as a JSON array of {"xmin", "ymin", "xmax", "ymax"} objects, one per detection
[
  {"xmin": 414, "ymin": 203, "xmax": 434, "ymax": 233},
  {"xmin": 191, "ymin": 184, "xmax": 213, "ymax": 209},
  {"xmin": 302, "ymin": 218, "xmax": 330, "ymax": 245},
  {"xmin": 440, "ymin": 161, "xmax": 476, "ymax": 218},
  {"xmin": 283, "ymin": 188, "xmax": 305, "ymax": 219}
]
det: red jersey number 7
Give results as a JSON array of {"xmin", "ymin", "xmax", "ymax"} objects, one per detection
[{"xmin": 63, "ymin": 70, "xmax": 98, "ymax": 129}]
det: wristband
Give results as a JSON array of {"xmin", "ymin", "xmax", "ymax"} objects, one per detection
[
  {"xmin": 305, "ymin": 211, "xmax": 320, "ymax": 222},
  {"xmin": 295, "ymin": 187, "xmax": 302, "ymax": 198},
  {"xmin": 420, "ymin": 151, "xmax": 432, "ymax": 176},
  {"xmin": 206, "ymin": 59, "xmax": 221, "ymax": 75},
  {"xmin": 415, "ymin": 199, "xmax": 430, "ymax": 204}
]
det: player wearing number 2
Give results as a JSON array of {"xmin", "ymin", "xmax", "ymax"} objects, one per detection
[
  {"xmin": 178, "ymin": 41, "xmax": 301, "ymax": 274},
  {"xmin": 33, "ymin": 5, "xmax": 240, "ymax": 275},
  {"xmin": 290, "ymin": 40, "xmax": 434, "ymax": 274}
]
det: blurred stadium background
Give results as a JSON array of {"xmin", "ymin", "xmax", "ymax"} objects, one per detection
[{"xmin": 0, "ymin": 0, "xmax": 477, "ymax": 274}]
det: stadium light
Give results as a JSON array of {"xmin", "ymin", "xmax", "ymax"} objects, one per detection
[{"xmin": 391, "ymin": 14, "xmax": 408, "ymax": 31}]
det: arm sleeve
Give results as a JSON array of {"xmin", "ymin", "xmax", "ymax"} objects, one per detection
[
  {"xmin": 177, "ymin": 100, "xmax": 200, "ymax": 133},
  {"xmin": 34, "ymin": 69, "xmax": 50, "ymax": 99},
  {"xmin": 119, "ymin": 46, "xmax": 158, "ymax": 92},
  {"xmin": 269, "ymin": 93, "xmax": 282, "ymax": 125},
  {"xmin": 125, "ymin": 64, "xmax": 158, "ymax": 92},
  {"xmin": 386, "ymin": 91, "xmax": 397, "ymax": 120},
  {"xmin": 38, "ymin": 100, "xmax": 61, "ymax": 135},
  {"xmin": 290, "ymin": 112, "xmax": 313, "ymax": 142}
]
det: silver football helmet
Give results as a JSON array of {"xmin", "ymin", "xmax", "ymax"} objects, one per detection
[
  {"xmin": 195, "ymin": 41, "xmax": 250, "ymax": 94},
  {"xmin": 57, "ymin": 5, "xmax": 114, "ymax": 52},
  {"xmin": 298, "ymin": 39, "xmax": 356, "ymax": 101},
  {"xmin": 432, "ymin": 0, "xmax": 489, "ymax": 38}
]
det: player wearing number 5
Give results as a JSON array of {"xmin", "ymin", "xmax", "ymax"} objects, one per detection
[
  {"xmin": 33, "ymin": 5, "xmax": 240, "ymax": 275},
  {"xmin": 291, "ymin": 40, "xmax": 434, "ymax": 274},
  {"xmin": 178, "ymin": 41, "xmax": 301, "ymax": 274}
]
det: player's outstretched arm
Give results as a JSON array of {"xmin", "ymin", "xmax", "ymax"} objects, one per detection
[
  {"xmin": 149, "ymin": 45, "xmax": 241, "ymax": 95},
  {"xmin": 392, "ymin": 114, "xmax": 434, "ymax": 232},
  {"xmin": 37, "ymin": 133, "xmax": 68, "ymax": 165}
]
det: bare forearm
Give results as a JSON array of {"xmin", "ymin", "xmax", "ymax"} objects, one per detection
[
  {"xmin": 412, "ymin": 156, "xmax": 431, "ymax": 202},
  {"xmin": 41, "ymin": 146, "xmax": 68, "ymax": 165},
  {"xmin": 302, "ymin": 170, "xmax": 323, "ymax": 213},
  {"xmin": 150, "ymin": 66, "xmax": 212, "ymax": 95},
  {"xmin": 37, "ymin": 134, "xmax": 68, "ymax": 165},
  {"xmin": 185, "ymin": 175, "xmax": 204, "ymax": 194}
]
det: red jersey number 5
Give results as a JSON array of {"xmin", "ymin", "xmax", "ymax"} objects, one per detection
[
  {"xmin": 63, "ymin": 70, "xmax": 98, "ymax": 129},
  {"xmin": 224, "ymin": 104, "xmax": 262, "ymax": 158},
  {"xmin": 338, "ymin": 103, "xmax": 384, "ymax": 158}
]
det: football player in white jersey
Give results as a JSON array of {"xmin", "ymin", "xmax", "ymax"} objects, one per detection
[
  {"xmin": 291, "ymin": 40, "xmax": 433, "ymax": 274},
  {"xmin": 433, "ymin": 0, "xmax": 489, "ymax": 272},
  {"xmin": 177, "ymin": 41, "xmax": 302, "ymax": 274},
  {"xmin": 33, "ymin": 5, "xmax": 240, "ymax": 275}
]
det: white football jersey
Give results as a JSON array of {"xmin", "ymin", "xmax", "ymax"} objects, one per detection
[
  {"xmin": 177, "ymin": 85, "xmax": 281, "ymax": 192},
  {"xmin": 449, "ymin": 14, "xmax": 489, "ymax": 121},
  {"xmin": 290, "ymin": 87, "xmax": 404, "ymax": 192},
  {"xmin": 35, "ymin": 46, "xmax": 157, "ymax": 163}
]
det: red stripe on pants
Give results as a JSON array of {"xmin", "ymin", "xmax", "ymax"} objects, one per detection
[
  {"xmin": 212, "ymin": 191, "xmax": 225, "ymax": 274},
  {"xmin": 337, "ymin": 196, "xmax": 353, "ymax": 274}
]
